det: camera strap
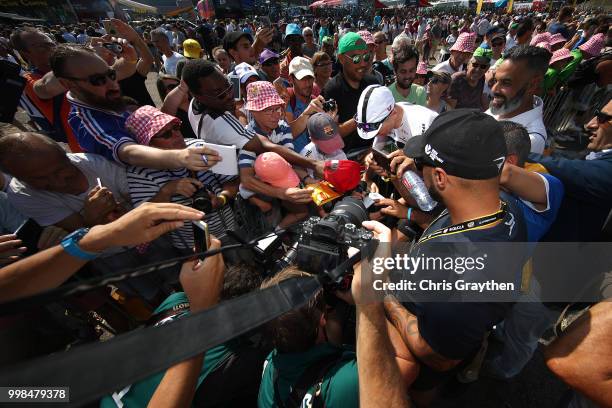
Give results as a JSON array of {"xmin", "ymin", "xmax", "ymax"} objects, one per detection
[
  {"xmin": 417, "ymin": 201, "xmax": 507, "ymax": 245},
  {"xmin": 0, "ymin": 276, "xmax": 321, "ymax": 407}
]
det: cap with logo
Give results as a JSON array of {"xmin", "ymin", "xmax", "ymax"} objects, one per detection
[
  {"xmin": 182, "ymin": 39, "xmax": 202, "ymax": 59},
  {"xmin": 473, "ymin": 46, "xmax": 493, "ymax": 63},
  {"xmin": 403, "ymin": 109, "xmax": 507, "ymax": 180},
  {"xmin": 234, "ymin": 62, "xmax": 259, "ymax": 84},
  {"xmin": 254, "ymin": 152, "xmax": 300, "ymax": 189},
  {"xmin": 338, "ymin": 32, "xmax": 367, "ymax": 55},
  {"xmin": 307, "ymin": 113, "xmax": 345, "ymax": 154},
  {"xmin": 289, "ymin": 56, "xmax": 315, "ymax": 80},
  {"xmin": 355, "ymin": 85, "xmax": 396, "ymax": 140}
]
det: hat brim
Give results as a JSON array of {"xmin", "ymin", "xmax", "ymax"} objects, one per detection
[
  {"xmin": 313, "ymin": 134, "xmax": 344, "ymax": 154},
  {"xmin": 357, "ymin": 124, "xmax": 382, "ymax": 140},
  {"xmin": 239, "ymin": 71, "xmax": 259, "ymax": 84},
  {"xmin": 245, "ymin": 96, "xmax": 285, "ymax": 111},
  {"xmin": 403, "ymin": 134, "xmax": 428, "ymax": 160},
  {"xmin": 292, "ymin": 69, "xmax": 315, "ymax": 80},
  {"xmin": 550, "ymin": 54, "xmax": 573, "ymax": 65},
  {"xmin": 264, "ymin": 170, "xmax": 300, "ymax": 189}
]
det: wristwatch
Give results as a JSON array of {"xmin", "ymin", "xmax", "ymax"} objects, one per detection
[{"xmin": 61, "ymin": 228, "xmax": 100, "ymax": 261}]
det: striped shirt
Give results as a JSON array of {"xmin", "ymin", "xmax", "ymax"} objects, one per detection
[
  {"xmin": 187, "ymin": 99, "xmax": 255, "ymax": 149},
  {"xmin": 127, "ymin": 139, "xmax": 237, "ymax": 249},
  {"xmin": 67, "ymin": 93, "xmax": 134, "ymax": 164}
]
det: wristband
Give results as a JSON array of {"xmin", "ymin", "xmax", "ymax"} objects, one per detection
[
  {"xmin": 61, "ymin": 228, "xmax": 100, "ymax": 261},
  {"xmin": 217, "ymin": 194, "xmax": 227, "ymax": 206},
  {"xmin": 407, "ymin": 207, "xmax": 412, "ymax": 221}
]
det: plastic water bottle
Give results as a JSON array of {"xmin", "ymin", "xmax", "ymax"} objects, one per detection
[{"xmin": 401, "ymin": 171, "xmax": 437, "ymax": 212}]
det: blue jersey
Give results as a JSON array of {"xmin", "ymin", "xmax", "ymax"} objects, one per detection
[{"xmin": 516, "ymin": 173, "xmax": 564, "ymax": 243}]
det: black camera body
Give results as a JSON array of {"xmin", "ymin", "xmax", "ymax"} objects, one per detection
[
  {"xmin": 322, "ymin": 99, "xmax": 337, "ymax": 113},
  {"xmin": 192, "ymin": 188, "xmax": 213, "ymax": 214},
  {"xmin": 296, "ymin": 197, "xmax": 376, "ymax": 289}
]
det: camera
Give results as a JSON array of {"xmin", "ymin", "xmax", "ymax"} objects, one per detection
[
  {"xmin": 192, "ymin": 187, "xmax": 213, "ymax": 214},
  {"xmin": 102, "ymin": 42, "xmax": 123, "ymax": 55},
  {"xmin": 295, "ymin": 197, "xmax": 377, "ymax": 289},
  {"xmin": 322, "ymin": 99, "xmax": 337, "ymax": 113}
]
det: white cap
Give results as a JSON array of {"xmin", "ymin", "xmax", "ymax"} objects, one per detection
[
  {"xmin": 234, "ymin": 62, "xmax": 259, "ymax": 84},
  {"xmin": 289, "ymin": 56, "xmax": 315, "ymax": 80},
  {"xmin": 355, "ymin": 85, "xmax": 396, "ymax": 139}
]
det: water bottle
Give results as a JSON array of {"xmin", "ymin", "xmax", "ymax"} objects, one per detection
[{"xmin": 401, "ymin": 170, "xmax": 437, "ymax": 212}]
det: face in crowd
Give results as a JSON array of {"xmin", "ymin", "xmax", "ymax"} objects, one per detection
[
  {"xmin": 373, "ymin": 32, "xmax": 387, "ymax": 55},
  {"xmin": 287, "ymin": 35, "xmax": 305, "ymax": 55},
  {"xmin": 261, "ymin": 57, "xmax": 281, "ymax": 82},
  {"xmin": 394, "ymin": 57, "xmax": 417, "ymax": 91},
  {"xmin": 467, "ymin": 58, "xmax": 490, "ymax": 83},
  {"xmin": 193, "ymin": 68, "xmax": 236, "ymax": 114},
  {"xmin": 585, "ymin": 100, "xmax": 612, "ymax": 152},
  {"xmin": 489, "ymin": 58, "xmax": 534, "ymax": 116},
  {"xmin": 17, "ymin": 29, "xmax": 56, "ymax": 72},
  {"xmin": 252, "ymin": 104, "xmax": 284, "ymax": 132},
  {"xmin": 340, "ymin": 48, "xmax": 370, "ymax": 83},
  {"xmin": 149, "ymin": 121, "xmax": 187, "ymax": 150},
  {"xmin": 290, "ymin": 73, "xmax": 314, "ymax": 100},
  {"xmin": 213, "ymin": 49, "xmax": 231, "ymax": 73},
  {"xmin": 450, "ymin": 50, "xmax": 472, "ymax": 68},
  {"xmin": 230, "ymin": 36, "xmax": 256, "ymax": 65}
]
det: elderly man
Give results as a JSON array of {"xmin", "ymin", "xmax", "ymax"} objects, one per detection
[
  {"xmin": 486, "ymin": 45, "xmax": 551, "ymax": 154},
  {"xmin": 301, "ymin": 27, "xmax": 319, "ymax": 58},
  {"xmin": 448, "ymin": 47, "xmax": 491, "ymax": 110},
  {"xmin": 433, "ymin": 31, "xmax": 475, "ymax": 74}
]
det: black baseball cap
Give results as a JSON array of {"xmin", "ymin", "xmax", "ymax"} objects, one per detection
[
  {"xmin": 223, "ymin": 31, "xmax": 253, "ymax": 53},
  {"xmin": 403, "ymin": 109, "xmax": 507, "ymax": 180}
]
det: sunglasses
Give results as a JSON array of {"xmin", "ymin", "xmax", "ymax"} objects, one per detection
[
  {"xmin": 472, "ymin": 62, "xmax": 490, "ymax": 70},
  {"xmin": 354, "ymin": 113, "xmax": 389, "ymax": 133},
  {"xmin": 154, "ymin": 123, "xmax": 181, "ymax": 140},
  {"xmin": 343, "ymin": 52, "xmax": 371, "ymax": 64},
  {"xmin": 202, "ymin": 80, "xmax": 234, "ymax": 99},
  {"xmin": 63, "ymin": 69, "xmax": 117, "ymax": 86},
  {"xmin": 594, "ymin": 108, "xmax": 612, "ymax": 124}
]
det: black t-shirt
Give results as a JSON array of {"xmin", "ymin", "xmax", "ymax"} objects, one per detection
[
  {"xmin": 119, "ymin": 71, "xmax": 155, "ymax": 107},
  {"xmin": 322, "ymin": 72, "xmax": 379, "ymax": 153},
  {"xmin": 401, "ymin": 192, "xmax": 528, "ymax": 361}
]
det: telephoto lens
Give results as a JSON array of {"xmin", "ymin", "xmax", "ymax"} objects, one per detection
[{"xmin": 192, "ymin": 188, "xmax": 213, "ymax": 213}]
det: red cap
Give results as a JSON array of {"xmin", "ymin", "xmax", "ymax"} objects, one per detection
[{"xmin": 323, "ymin": 160, "xmax": 362, "ymax": 193}]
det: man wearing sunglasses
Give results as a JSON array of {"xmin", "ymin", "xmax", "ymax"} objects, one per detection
[
  {"xmin": 302, "ymin": 27, "xmax": 319, "ymax": 59},
  {"xmin": 528, "ymin": 99, "xmax": 612, "ymax": 243},
  {"xmin": 485, "ymin": 27, "xmax": 506, "ymax": 61},
  {"xmin": 448, "ymin": 47, "xmax": 491, "ymax": 110},
  {"xmin": 51, "ymin": 45, "xmax": 220, "ymax": 173},
  {"xmin": 322, "ymin": 32, "xmax": 379, "ymax": 152}
]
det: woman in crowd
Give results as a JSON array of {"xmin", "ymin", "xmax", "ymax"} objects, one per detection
[
  {"xmin": 426, "ymin": 71, "xmax": 452, "ymax": 113},
  {"xmin": 311, "ymin": 51, "xmax": 333, "ymax": 95}
]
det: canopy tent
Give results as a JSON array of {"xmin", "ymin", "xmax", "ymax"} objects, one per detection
[{"xmin": 115, "ymin": 0, "xmax": 158, "ymax": 14}]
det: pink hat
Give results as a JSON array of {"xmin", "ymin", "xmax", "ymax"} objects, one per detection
[
  {"xmin": 530, "ymin": 32, "xmax": 551, "ymax": 46},
  {"xmin": 126, "ymin": 105, "xmax": 181, "ymax": 146},
  {"xmin": 550, "ymin": 48, "xmax": 573, "ymax": 65},
  {"xmin": 536, "ymin": 41, "xmax": 551, "ymax": 52},
  {"xmin": 416, "ymin": 61, "xmax": 428, "ymax": 75},
  {"xmin": 579, "ymin": 33, "xmax": 605, "ymax": 57},
  {"xmin": 245, "ymin": 81, "xmax": 285, "ymax": 112},
  {"xmin": 450, "ymin": 32, "xmax": 476, "ymax": 53},
  {"xmin": 357, "ymin": 30, "xmax": 375, "ymax": 46},
  {"xmin": 549, "ymin": 33, "xmax": 567, "ymax": 46},
  {"xmin": 254, "ymin": 152, "xmax": 300, "ymax": 189}
]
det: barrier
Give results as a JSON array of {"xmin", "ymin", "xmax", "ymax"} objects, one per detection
[{"xmin": 543, "ymin": 85, "xmax": 612, "ymax": 134}]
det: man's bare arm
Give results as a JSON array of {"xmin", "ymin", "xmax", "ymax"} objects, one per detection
[{"xmin": 33, "ymin": 71, "xmax": 66, "ymax": 100}]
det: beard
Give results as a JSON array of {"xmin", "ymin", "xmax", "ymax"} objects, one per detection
[
  {"xmin": 396, "ymin": 76, "xmax": 415, "ymax": 90},
  {"xmin": 427, "ymin": 183, "xmax": 443, "ymax": 204},
  {"xmin": 489, "ymin": 84, "xmax": 527, "ymax": 116},
  {"xmin": 80, "ymin": 87, "xmax": 126, "ymax": 112}
]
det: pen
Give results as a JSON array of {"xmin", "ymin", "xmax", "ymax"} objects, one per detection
[{"xmin": 96, "ymin": 177, "xmax": 102, "ymax": 188}]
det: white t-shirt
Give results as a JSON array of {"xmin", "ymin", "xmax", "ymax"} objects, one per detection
[
  {"xmin": 8, "ymin": 153, "xmax": 131, "ymax": 226},
  {"xmin": 486, "ymin": 96, "xmax": 547, "ymax": 154},
  {"xmin": 188, "ymin": 99, "xmax": 255, "ymax": 149},
  {"xmin": 387, "ymin": 102, "xmax": 438, "ymax": 145},
  {"xmin": 505, "ymin": 34, "xmax": 517, "ymax": 52},
  {"xmin": 162, "ymin": 52, "xmax": 184, "ymax": 77},
  {"xmin": 433, "ymin": 59, "xmax": 463, "ymax": 75}
]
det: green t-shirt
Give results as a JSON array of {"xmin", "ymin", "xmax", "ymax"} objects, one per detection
[
  {"xmin": 557, "ymin": 49, "xmax": 583, "ymax": 85},
  {"xmin": 543, "ymin": 67, "xmax": 559, "ymax": 93},
  {"xmin": 99, "ymin": 293, "xmax": 235, "ymax": 408},
  {"xmin": 258, "ymin": 343, "xmax": 359, "ymax": 408},
  {"xmin": 388, "ymin": 82, "xmax": 428, "ymax": 107}
]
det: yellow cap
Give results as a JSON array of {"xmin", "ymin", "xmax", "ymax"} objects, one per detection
[{"xmin": 183, "ymin": 39, "xmax": 202, "ymax": 59}]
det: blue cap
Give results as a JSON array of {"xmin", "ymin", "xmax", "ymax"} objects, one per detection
[{"xmin": 285, "ymin": 23, "xmax": 302, "ymax": 38}]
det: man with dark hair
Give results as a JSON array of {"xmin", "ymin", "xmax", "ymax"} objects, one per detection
[
  {"xmin": 548, "ymin": 6, "xmax": 574, "ymax": 40},
  {"xmin": 486, "ymin": 45, "xmax": 551, "ymax": 154},
  {"xmin": 388, "ymin": 44, "xmax": 426, "ymax": 106},
  {"xmin": 51, "ymin": 44, "xmax": 217, "ymax": 171},
  {"xmin": 183, "ymin": 59, "xmax": 322, "ymax": 204},
  {"xmin": 515, "ymin": 18, "xmax": 535, "ymax": 46},
  {"xmin": 223, "ymin": 31, "xmax": 256, "ymax": 66},
  {"xmin": 500, "ymin": 121, "xmax": 531, "ymax": 167}
]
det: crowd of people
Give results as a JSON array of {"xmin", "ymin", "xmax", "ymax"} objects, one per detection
[{"xmin": 0, "ymin": 4, "xmax": 611, "ymax": 408}]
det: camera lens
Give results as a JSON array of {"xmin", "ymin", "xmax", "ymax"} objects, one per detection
[{"xmin": 329, "ymin": 197, "xmax": 368, "ymax": 226}]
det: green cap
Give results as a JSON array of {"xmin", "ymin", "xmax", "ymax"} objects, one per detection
[
  {"xmin": 473, "ymin": 46, "xmax": 493, "ymax": 62},
  {"xmin": 321, "ymin": 35, "xmax": 334, "ymax": 45},
  {"xmin": 338, "ymin": 32, "xmax": 367, "ymax": 55},
  {"xmin": 510, "ymin": 22, "xmax": 519, "ymax": 30}
]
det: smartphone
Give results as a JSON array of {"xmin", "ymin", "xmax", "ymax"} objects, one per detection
[
  {"xmin": 228, "ymin": 74, "xmax": 241, "ymax": 101},
  {"xmin": 192, "ymin": 220, "xmax": 210, "ymax": 258},
  {"xmin": 102, "ymin": 42, "xmax": 123, "ymax": 55},
  {"xmin": 102, "ymin": 19, "xmax": 117, "ymax": 36},
  {"xmin": 14, "ymin": 219, "xmax": 43, "ymax": 257}
]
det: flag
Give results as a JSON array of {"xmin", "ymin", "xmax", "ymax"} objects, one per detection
[
  {"xmin": 476, "ymin": 0, "xmax": 484, "ymax": 14},
  {"xmin": 507, "ymin": 0, "xmax": 513, "ymax": 13}
]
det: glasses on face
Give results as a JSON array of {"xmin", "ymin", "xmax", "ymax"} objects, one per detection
[
  {"xmin": 354, "ymin": 113, "xmax": 389, "ymax": 133},
  {"xmin": 314, "ymin": 61, "xmax": 332, "ymax": 68},
  {"xmin": 594, "ymin": 108, "xmax": 612, "ymax": 124},
  {"xmin": 154, "ymin": 123, "xmax": 181, "ymax": 140},
  {"xmin": 471, "ymin": 62, "xmax": 490, "ymax": 70},
  {"xmin": 261, "ymin": 106, "xmax": 284, "ymax": 115},
  {"xmin": 62, "ymin": 69, "xmax": 117, "ymax": 86},
  {"xmin": 202, "ymin": 80, "xmax": 234, "ymax": 99},
  {"xmin": 343, "ymin": 52, "xmax": 371, "ymax": 64}
]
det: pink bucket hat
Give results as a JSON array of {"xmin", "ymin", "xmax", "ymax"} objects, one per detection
[
  {"xmin": 450, "ymin": 32, "xmax": 476, "ymax": 53},
  {"xmin": 126, "ymin": 105, "xmax": 181, "ymax": 146},
  {"xmin": 245, "ymin": 81, "xmax": 285, "ymax": 112},
  {"xmin": 357, "ymin": 30, "xmax": 375, "ymax": 46},
  {"xmin": 416, "ymin": 61, "xmax": 428, "ymax": 75},
  {"xmin": 530, "ymin": 32, "xmax": 551, "ymax": 46},
  {"xmin": 579, "ymin": 33, "xmax": 605, "ymax": 57},
  {"xmin": 549, "ymin": 48, "xmax": 573, "ymax": 65},
  {"xmin": 254, "ymin": 152, "xmax": 300, "ymax": 189},
  {"xmin": 536, "ymin": 41, "xmax": 551, "ymax": 52},
  {"xmin": 549, "ymin": 33, "xmax": 567, "ymax": 46}
]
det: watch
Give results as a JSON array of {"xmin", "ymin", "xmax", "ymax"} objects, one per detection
[{"xmin": 61, "ymin": 228, "xmax": 100, "ymax": 261}]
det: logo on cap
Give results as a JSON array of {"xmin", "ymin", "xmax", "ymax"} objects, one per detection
[
  {"xmin": 425, "ymin": 144, "xmax": 444, "ymax": 164},
  {"xmin": 493, "ymin": 156, "xmax": 505, "ymax": 170},
  {"xmin": 323, "ymin": 125, "xmax": 334, "ymax": 136}
]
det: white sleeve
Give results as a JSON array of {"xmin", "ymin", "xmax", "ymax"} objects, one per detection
[
  {"xmin": 213, "ymin": 115, "xmax": 255, "ymax": 149},
  {"xmin": 529, "ymin": 132, "xmax": 546, "ymax": 155},
  {"xmin": 518, "ymin": 173, "xmax": 550, "ymax": 213},
  {"xmin": 7, "ymin": 187, "xmax": 72, "ymax": 227}
]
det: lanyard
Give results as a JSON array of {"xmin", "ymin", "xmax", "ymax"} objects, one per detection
[{"xmin": 417, "ymin": 201, "xmax": 507, "ymax": 245}]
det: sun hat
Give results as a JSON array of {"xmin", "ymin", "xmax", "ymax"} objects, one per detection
[
  {"xmin": 126, "ymin": 105, "xmax": 181, "ymax": 146},
  {"xmin": 245, "ymin": 81, "xmax": 285, "ymax": 112},
  {"xmin": 450, "ymin": 32, "xmax": 476, "ymax": 53}
]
